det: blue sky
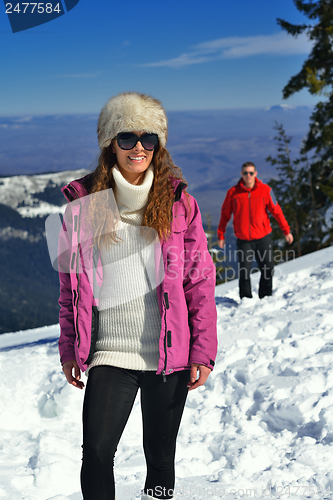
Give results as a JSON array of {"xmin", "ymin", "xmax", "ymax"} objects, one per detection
[{"xmin": 0, "ymin": 0, "xmax": 320, "ymax": 115}]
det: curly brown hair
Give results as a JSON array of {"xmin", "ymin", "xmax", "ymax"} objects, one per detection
[{"xmin": 84, "ymin": 143, "xmax": 188, "ymax": 246}]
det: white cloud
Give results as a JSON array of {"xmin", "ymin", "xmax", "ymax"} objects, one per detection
[
  {"xmin": 141, "ymin": 32, "xmax": 312, "ymax": 68},
  {"xmin": 13, "ymin": 116, "xmax": 34, "ymax": 123}
]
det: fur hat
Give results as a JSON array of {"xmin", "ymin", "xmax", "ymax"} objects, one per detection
[{"xmin": 97, "ymin": 92, "xmax": 168, "ymax": 149}]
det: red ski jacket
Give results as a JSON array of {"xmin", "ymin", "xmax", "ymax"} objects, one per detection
[{"xmin": 217, "ymin": 178, "xmax": 290, "ymax": 241}]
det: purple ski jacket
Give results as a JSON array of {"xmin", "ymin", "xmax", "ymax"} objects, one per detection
[{"xmin": 58, "ymin": 174, "xmax": 217, "ymax": 377}]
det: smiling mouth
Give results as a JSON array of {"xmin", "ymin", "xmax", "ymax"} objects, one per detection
[{"xmin": 128, "ymin": 156, "xmax": 145, "ymax": 162}]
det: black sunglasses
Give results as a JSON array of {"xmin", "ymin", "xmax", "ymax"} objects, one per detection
[
  {"xmin": 242, "ymin": 171, "xmax": 255, "ymax": 176},
  {"xmin": 116, "ymin": 132, "xmax": 159, "ymax": 151}
]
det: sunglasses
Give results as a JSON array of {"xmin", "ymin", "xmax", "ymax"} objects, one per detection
[
  {"xmin": 242, "ymin": 171, "xmax": 255, "ymax": 176},
  {"xmin": 116, "ymin": 132, "xmax": 159, "ymax": 151}
]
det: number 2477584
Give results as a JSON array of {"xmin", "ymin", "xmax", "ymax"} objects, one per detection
[{"xmin": 5, "ymin": 3, "xmax": 61, "ymax": 14}]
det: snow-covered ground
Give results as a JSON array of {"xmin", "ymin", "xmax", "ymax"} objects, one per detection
[{"xmin": 0, "ymin": 247, "xmax": 333, "ymax": 500}]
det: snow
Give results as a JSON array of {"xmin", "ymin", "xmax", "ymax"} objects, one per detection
[
  {"xmin": 0, "ymin": 247, "xmax": 333, "ymax": 500},
  {"xmin": 0, "ymin": 170, "xmax": 87, "ymax": 217},
  {"xmin": 0, "ymin": 227, "xmax": 43, "ymax": 242}
]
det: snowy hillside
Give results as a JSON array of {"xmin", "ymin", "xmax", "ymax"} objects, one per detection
[
  {"xmin": 0, "ymin": 169, "xmax": 88, "ymax": 334},
  {"xmin": 0, "ymin": 246, "xmax": 332, "ymax": 500},
  {"xmin": 0, "ymin": 169, "xmax": 87, "ymax": 218}
]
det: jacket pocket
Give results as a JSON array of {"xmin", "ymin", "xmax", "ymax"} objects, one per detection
[
  {"xmin": 171, "ymin": 214, "xmax": 188, "ymax": 233},
  {"xmin": 85, "ymin": 305, "xmax": 99, "ymax": 365}
]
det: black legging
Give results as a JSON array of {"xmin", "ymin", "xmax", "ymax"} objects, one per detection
[{"xmin": 81, "ymin": 365, "xmax": 190, "ymax": 500}]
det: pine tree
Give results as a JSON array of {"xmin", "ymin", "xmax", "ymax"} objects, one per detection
[
  {"xmin": 297, "ymin": 156, "xmax": 324, "ymax": 251},
  {"xmin": 277, "ymin": 0, "xmax": 333, "ymax": 241},
  {"xmin": 266, "ymin": 123, "xmax": 305, "ymax": 258}
]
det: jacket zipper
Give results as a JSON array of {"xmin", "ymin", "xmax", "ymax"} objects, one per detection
[
  {"xmin": 162, "ymin": 292, "xmax": 170, "ymax": 382},
  {"xmin": 75, "ymin": 208, "xmax": 82, "ymax": 348},
  {"xmin": 248, "ymin": 192, "xmax": 251, "ymax": 240},
  {"xmin": 76, "ymin": 245, "xmax": 81, "ymax": 347},
  {"xmin": 67, "ymin": 183, "xmax": 82, "ymax": 347}
]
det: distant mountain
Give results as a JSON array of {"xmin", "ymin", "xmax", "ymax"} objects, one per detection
[
  {"xmin": 0, "ymin": 107, "xmax": 312, "ymax": 224},
  {"xmin": 264, "ymin": 104, "xmax": 311, "ymax": 112},
  {"xmin": 0, "ymin": 169, "xmax": 87, "ymax": 334}
]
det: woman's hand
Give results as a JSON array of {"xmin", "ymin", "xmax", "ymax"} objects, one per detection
[
  {"xmin": 187, "ymin": 363, "xmax": 211, "ymax": 391},
  {"xmin": 62, "ymin": 359, "xmax": 85, "ymax": 389}
]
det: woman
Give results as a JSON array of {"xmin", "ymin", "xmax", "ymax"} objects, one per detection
[{"xmin": 58, "ymin": 92, "xmax": 217, "ymax": 500}]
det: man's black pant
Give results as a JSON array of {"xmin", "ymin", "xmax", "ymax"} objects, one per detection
[
  {"xmin": 236, "ymin": 233, "xmax": 274, "ymax": 299},
  {"xmin": 81, "ymin": 365, "xmax": 189, "ymax": 500}
]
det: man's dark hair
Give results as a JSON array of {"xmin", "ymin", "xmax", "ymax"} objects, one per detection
[{"xmin": 241, "ymin": 162, "xmax": 256, "ymax": 171}]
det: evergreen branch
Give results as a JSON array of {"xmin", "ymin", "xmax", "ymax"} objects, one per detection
[{"xmin": 277, "ymin": 18, "xmax": 308, "ymax": 35}]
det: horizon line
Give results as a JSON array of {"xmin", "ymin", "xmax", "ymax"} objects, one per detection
[{"xmin": 0, "ymin": 104, "xmax": 314, "ymax": 120}]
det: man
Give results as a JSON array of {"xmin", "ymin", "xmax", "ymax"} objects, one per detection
[{"xmin": 217, "ymin": 162, "xmax": 293, "ymax": 299}]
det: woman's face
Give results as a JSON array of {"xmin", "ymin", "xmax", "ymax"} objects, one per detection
[{"xmin": 112, "ymin": 130, "xmax": 154, "ymax": 185}]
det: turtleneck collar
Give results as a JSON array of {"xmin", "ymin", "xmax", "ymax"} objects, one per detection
[
  {"xmin": 112, "ymin": 165, "xmax": 154, "ymax": 225},
  {"xmin": 112, "ymin": 164, "xmax": 154, "ymax": 211}
]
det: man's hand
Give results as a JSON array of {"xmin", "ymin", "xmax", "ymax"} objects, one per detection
[
  {"xmin": 62, "ymin": 359, "xmax": 85, "ymax": 389},
  {"xmin": 187, "ymin": 363, "xmax": 211, "ymax": 391},
  {"xmin": 217, "ymin": 239, "xmax": 225, "ymax": 249},
  {"xmin": 285, "ymin": 233, "xmax": 293, "ymax": 245}
]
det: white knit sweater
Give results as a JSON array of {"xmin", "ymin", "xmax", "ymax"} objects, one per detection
[{"xmin": 88, "ymin": 165, "xmax": 161, "ymax": 371}]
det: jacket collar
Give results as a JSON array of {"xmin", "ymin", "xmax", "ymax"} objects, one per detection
[
  {"xmin": 237, "ymin": 176, "xmax": 261, "ymax": 192},
  {"xmin": 171, "ymin": 178, "xmax": 187, "ymax": 202},
  {"xmin": 62, "ymin": 172, "xmax": 188, "ymax": 202},
  {"xmin": 61, "ymin": 173, "xmax": 91, "ymax": 202}
]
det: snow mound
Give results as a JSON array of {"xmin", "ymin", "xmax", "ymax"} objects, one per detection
[{"xmin": 0, "ymin": 247, "xmax": 333, "ymax": 499}]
